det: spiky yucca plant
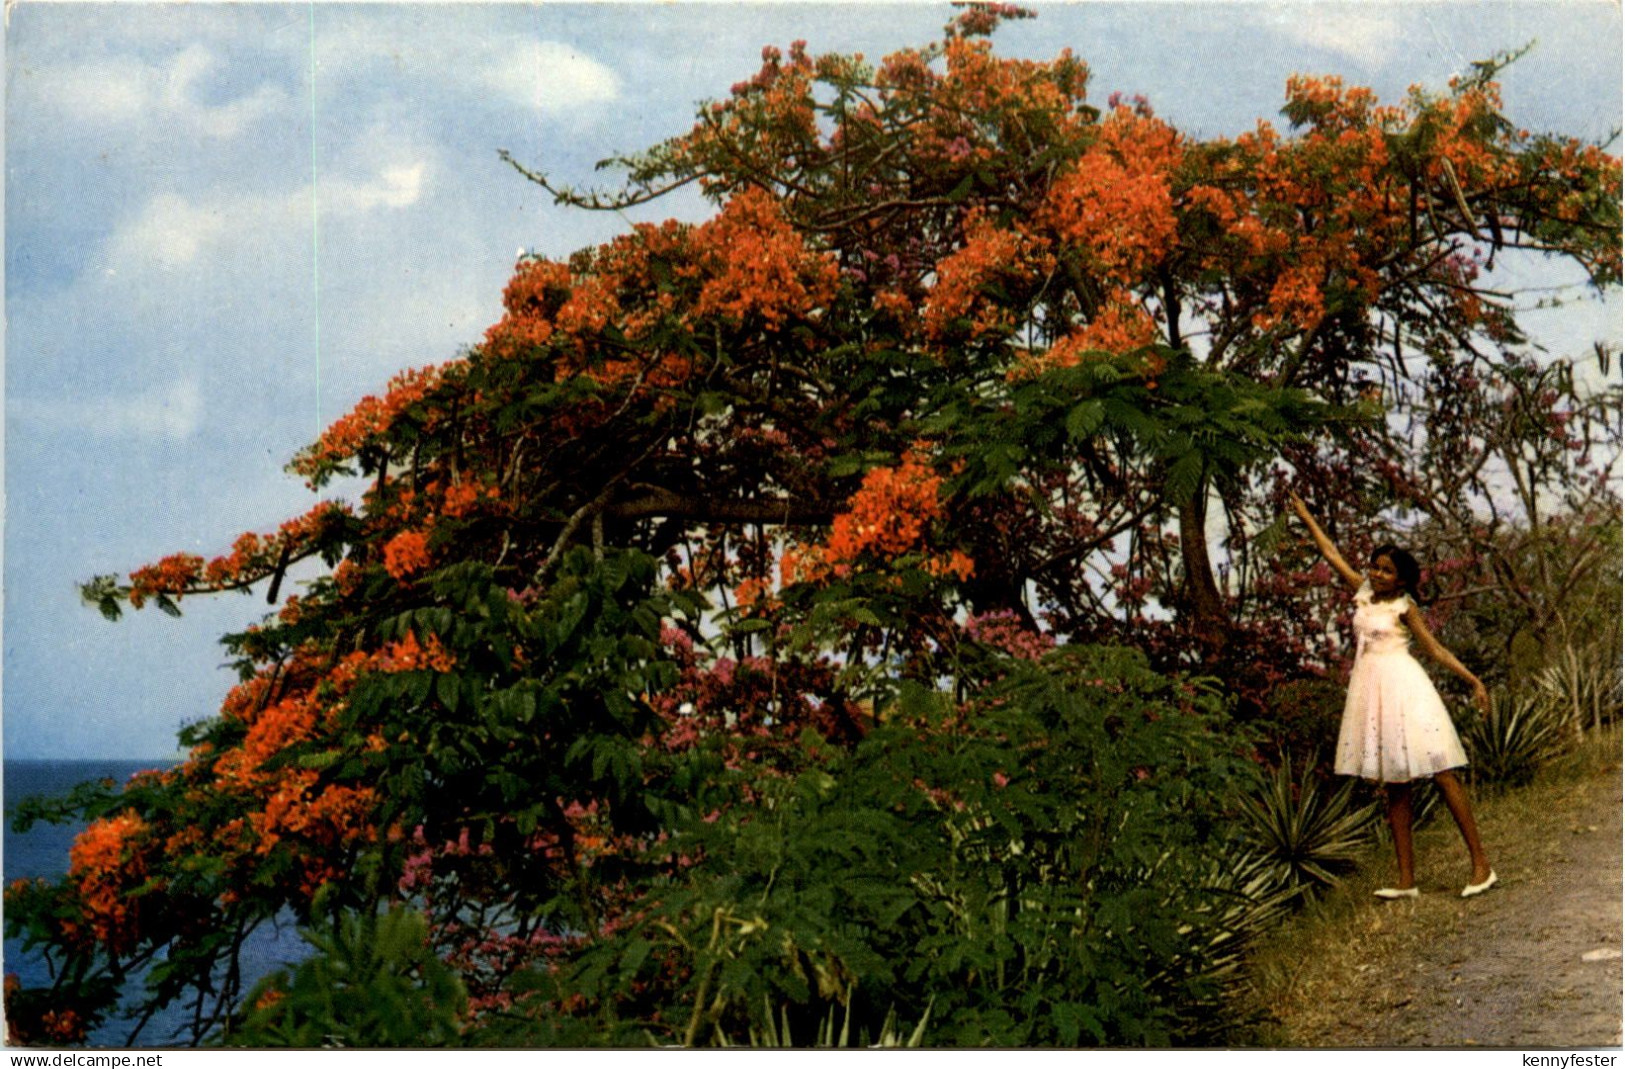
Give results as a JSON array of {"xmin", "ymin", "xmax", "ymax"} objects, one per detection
[
  {"xmin": 1462, "ymin": 688, "xmax": 1568, "ymax": 790},
  {"xmin": 1538, "ymin": 640, "xmax": 1624, "ymax": 738},
  {"xmin": 742, "ymin": 990, "xmax": 931, "ymax": 1048},
  {"xmin": 1141, "ymin": 842, "xmax": 1302, "ymax": 1043},
  {"xmin": 1238, "ymin": 756, "xmax": 1378, "ymax": 892}
]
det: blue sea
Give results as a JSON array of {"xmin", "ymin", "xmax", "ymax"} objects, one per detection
[{"xmin": 4, "ymin": 760, "xmax": 304, "ymax": 1047}]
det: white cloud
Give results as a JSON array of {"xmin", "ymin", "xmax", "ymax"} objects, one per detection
[
  {"xmin": 323, "ymin": 162, "xmax": 427, "ymax": 214},
  {"xmin": 101, "ymin": 159, "xmax": 429, "ymax": 272},
  {"xmin": 1263, "ymin": 10, "xmax": 1402, "ymax": 68},
  {"xmin": 46, "ymin": 55, "xmax": 150, "ymax": 124},
  {"xmin": 39, "ymin": 44, "xmax": 288, "ymax": 139},
  {"xmin": 109, "ymin": 194, "xmax": 233, "ymax": 270},
  {"xmin": 313, "ymin": 25, "xmax": 621, "ymax": 114},
  {"xmin": 482, "ymin": 41, "xmax": 621, "ymax": 113},
  {"xmin": 10, "ymin": 378, "xmax": 202, "ymax": 442}
]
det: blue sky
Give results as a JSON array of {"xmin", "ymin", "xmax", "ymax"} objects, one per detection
[{"xmin": 5, "ymin": 2, "xmax": 1620, "ymax": 760}]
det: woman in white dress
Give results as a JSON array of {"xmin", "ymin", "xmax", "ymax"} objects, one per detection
[{"xmin": 1289, "ymin": 492, "xmax": 1497, "ymax": 899}]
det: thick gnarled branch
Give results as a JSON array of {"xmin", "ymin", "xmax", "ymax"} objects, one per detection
[{"xmin": 608, "ymin": 487, "xmax": 834, "ymax": 527}]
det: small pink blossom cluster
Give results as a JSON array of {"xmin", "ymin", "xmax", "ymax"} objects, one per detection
[
  {"xmin": 966, "ymin": 610, "xmax": 1055, "ymax": 661},
  {"xmin": 397, "ymin": 825, "xmax": 494, "ymax": 895}
]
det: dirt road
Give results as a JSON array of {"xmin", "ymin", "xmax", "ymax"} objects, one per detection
[{"xmin": 1304, "ymin": 760, "xmax": 1622, "ymax": 1048}]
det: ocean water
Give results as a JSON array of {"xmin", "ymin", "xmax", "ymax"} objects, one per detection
[{"xmin": 4, "ymin": 760, "xmax": 305, "ymax": 1047}]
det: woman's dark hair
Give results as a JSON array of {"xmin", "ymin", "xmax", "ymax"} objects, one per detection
[{"xmin": 1369, "ymin": 544, "xmax": 1426, "ymax": 603}]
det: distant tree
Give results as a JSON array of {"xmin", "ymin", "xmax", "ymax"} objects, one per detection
[{"xmin": 9, "ymin": 5, "xmax": 1617, "ymax": 1045}]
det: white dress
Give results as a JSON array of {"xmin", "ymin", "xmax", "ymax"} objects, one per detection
[{"xmin": 1334, "ymin": 580, "xmax": 1469, "ymax": 782}]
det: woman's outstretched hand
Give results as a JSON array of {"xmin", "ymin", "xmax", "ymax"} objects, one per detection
[
  {"xmin": 1285, "ymin": 491, "xmax": 1362, "ymax": 590},
  {"xmin": 1471, "ymin": 680, "xmax": 1491, "ymax": 714}
]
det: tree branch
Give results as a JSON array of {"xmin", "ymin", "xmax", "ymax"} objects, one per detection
[{"xmin": 607, "ymin": 487, "xmax": 834, "ymax": 527}]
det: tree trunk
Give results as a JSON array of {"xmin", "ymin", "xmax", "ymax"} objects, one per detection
[{"xmin": 1177, "ymin": 481, "xmax": 1229, "ymax": 658}]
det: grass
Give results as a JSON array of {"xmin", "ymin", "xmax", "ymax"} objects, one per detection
[{"xmin": 1239, "ymin": 724, "xmax": 1622, "ymax": 1046}]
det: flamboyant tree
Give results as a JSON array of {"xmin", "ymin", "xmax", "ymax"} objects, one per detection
[{"xmin": 8, "ymin": 5, "xmax": 1618, "ymax": 1046}]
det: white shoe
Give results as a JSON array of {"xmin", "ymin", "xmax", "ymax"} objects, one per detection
[
  {"xmin": 1374, "ymin": 886, "xmax": 1420, "ymax": 899},
  {"xmin": 1461, "ymin": 871, "xmax": 1497, "ymax": 898}
]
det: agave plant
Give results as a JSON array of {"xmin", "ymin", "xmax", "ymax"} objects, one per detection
[
  {"xmin": 1237, "ymin": 755, "xmax": 1379, "ymax": 892},
  {"xmin": 743, "ymin": 989, "xmax": 931, "ymax": 1048},
  {"xmin": 1537, "ymin": 639, "xmax": 1624, "ymax": 738},
  {"xmin": 1139, "ymin": 841, "xmax": 1302, "ymax": 1043},
  {"xmin": 1462, "ymin": 687, "xmax": 1569, "ymax": 790}
]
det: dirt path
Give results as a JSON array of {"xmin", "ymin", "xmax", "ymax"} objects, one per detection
[{"xmin": 1276, "ymin": 755, "xmax": 1622, "ymax": 1048}]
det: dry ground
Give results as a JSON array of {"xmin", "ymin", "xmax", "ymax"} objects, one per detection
[{"xmin": 1253, "ymin": 736, "xmax": 1623, "ymax": 1048}]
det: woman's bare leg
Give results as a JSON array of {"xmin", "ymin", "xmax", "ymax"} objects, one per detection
[
  {"xmin": 1434, "ymin": 770, "xmax": 1492, "ymax": 884},
  {"xmin": 1384, "ymin": 780, "xmax": 1416, "ymax": 889}
]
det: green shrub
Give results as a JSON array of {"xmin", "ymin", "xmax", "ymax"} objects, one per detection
[
  {"xmin": 491, "ymin": 645, "xmax": 1279, "ymax": 1047},
  {"xmin": 226, "ymin": 903, "xmax": 468, "ymax": 1048},
  {"xmin": 1135, "ymin": 840, "xmax": 1300, "ymax": 1042},
  {"xmin": 1237, "ymin": 755, "xmax": 1377, "ymax": 893},
  {"xmin": 1461, "ymin": 688, "xmax": 1568, "ymax": 791},
  {"xmin": 1253, "ymin": 678, "xmax": 1347, "ymax": 773}
]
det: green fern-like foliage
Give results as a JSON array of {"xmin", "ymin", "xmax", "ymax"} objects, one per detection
[{"xmin": 226, "ymin": 902, "xmax": 468, "ymax": 1048}]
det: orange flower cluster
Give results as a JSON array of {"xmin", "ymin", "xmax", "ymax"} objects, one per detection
[
  {"xmin": 128, "ymin": 501, "xmax": 350, "ymax": 608},
  {"xmin": 484, "ymin": 258, "xmax": 573, "ymax": 360},
  {"xmin": 826, "ymin": 455, "xmax": 943, "ymax": 562},
  {"xmin": 179, "ymin": 649, "xmax": 404, "ymax": 900},
  {"xmin": 483, "ymin": 194, "xmax": 834, "ymax": 400},
  {"xmin": 1044, "ymin": 110, "xmax": 1182, "ymax": 283},
  {"xmin": 67, "ymin": 811, "xmax": 150, "ymax": 952},
  {"xmin": 39, "ymin": 1009, "xmax": 86, "ymax": 1046},
  {"xmin": 249, "ymin": 771, "xmax": 378, "ymax": 896},
  {"xmin": 1256, "ymin": 259, "xmax": 1328, "ymax": 333},
  {"xmin": 1204, "ymin": 71, "xmax": 1614, "ymax": 340},
  {"xmin": 1427, "ymin": 85, "xmax": 1513, "ymax": 186},
  {"xmin": 733, "ymin": 575, "xmax": 773, "ymax": 609},
  {"xmin": 1283, "ymin": 75, "xmax": 1381, "ymax": 129},
  {"xmin": 126, "ymin": 554, "xmax": 204, "ymax": 609},
  {"xmin": 1038, "ymin": 301, "xmax": 1160, "ymax": 372},
  {"xmin": 220, "ymin": 644, "xmax": 329, "ymax": 724},
  {"xmin": 579, "ymin": 350, "xmax": 696, "ymax": 397},
  {"xmin": 383, "ymin": 529, "xmax": 431, "ymax": 580},
  {"xmin": 551, "ymin": 273, "xmax": 621, "ymax": 344},
  {"xmin": 876, "ymin": 46, "xmax": 934, "ymax": 94},
  {"xmin": 595, "ymin": 223, "xmax": 691, "ymax": 343},
  {"xmin": 782, "ymin": 448, "xmax": 975, "ymax": 585},
  {"xmin": 4, "ymin": 968, "xmax": 87, "ymax": 1043},
  {"xmin": 332, "ymin": 557, "xmax": 363, "ymax": 595},
  {"xmin": 206, "ymin": 533, "xmax": 267, "ymax": 588},
  {"xmin": 213, "ymin": 625, "xmax": 452, "ymax": 797},
  {"xmin": 691, "ymin": 186, "xmax": 839, "ymax": 329},
  {"xmin": 290, "ymin": 364, "xmax": 447, "ymax": 482},
  {"xmin": 440, "ymin": 480, "xmax": 500, "ymax": 519},
  {"xmin": 377, "ymin": 630, "xmax": 457, "ymax": 674},
  {"xmin": 872, "ymin": 288, "xmax": 915, "ymax": 325},
  {"xmin": 925, "ymin": 214, "xmax": 1039, "ymax": 340},
  {"xmin": 276, "ymin": 500, "xmax": 351, "ymax": 544},
  {"xmin": 503, "ymin": 232, "xmax": 663, "ymax": 360},
  {"xmin": 250, "ymin": 772, "xmax": 374, "ymax": 851},
  {"xmin": 215, "ymin": 693, "xmax": 318, "ymax": 788},
  {"xmin": 936, "ymin": 36, "xmax": 1089, "ymax": 143}
]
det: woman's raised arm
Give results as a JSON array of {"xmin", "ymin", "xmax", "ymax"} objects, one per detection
[
  {"xmin": 1405, "ymin": 605, "xmax": 1492, "ymax": 713},
  {"xmin": 1288, "ymin": 492, "xmax": 1363, "ymax": 591}
]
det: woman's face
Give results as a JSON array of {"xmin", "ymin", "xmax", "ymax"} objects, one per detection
[{"xmin": 1368, "ymin": 554, "xmax": 1402, "ymax": 597}]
